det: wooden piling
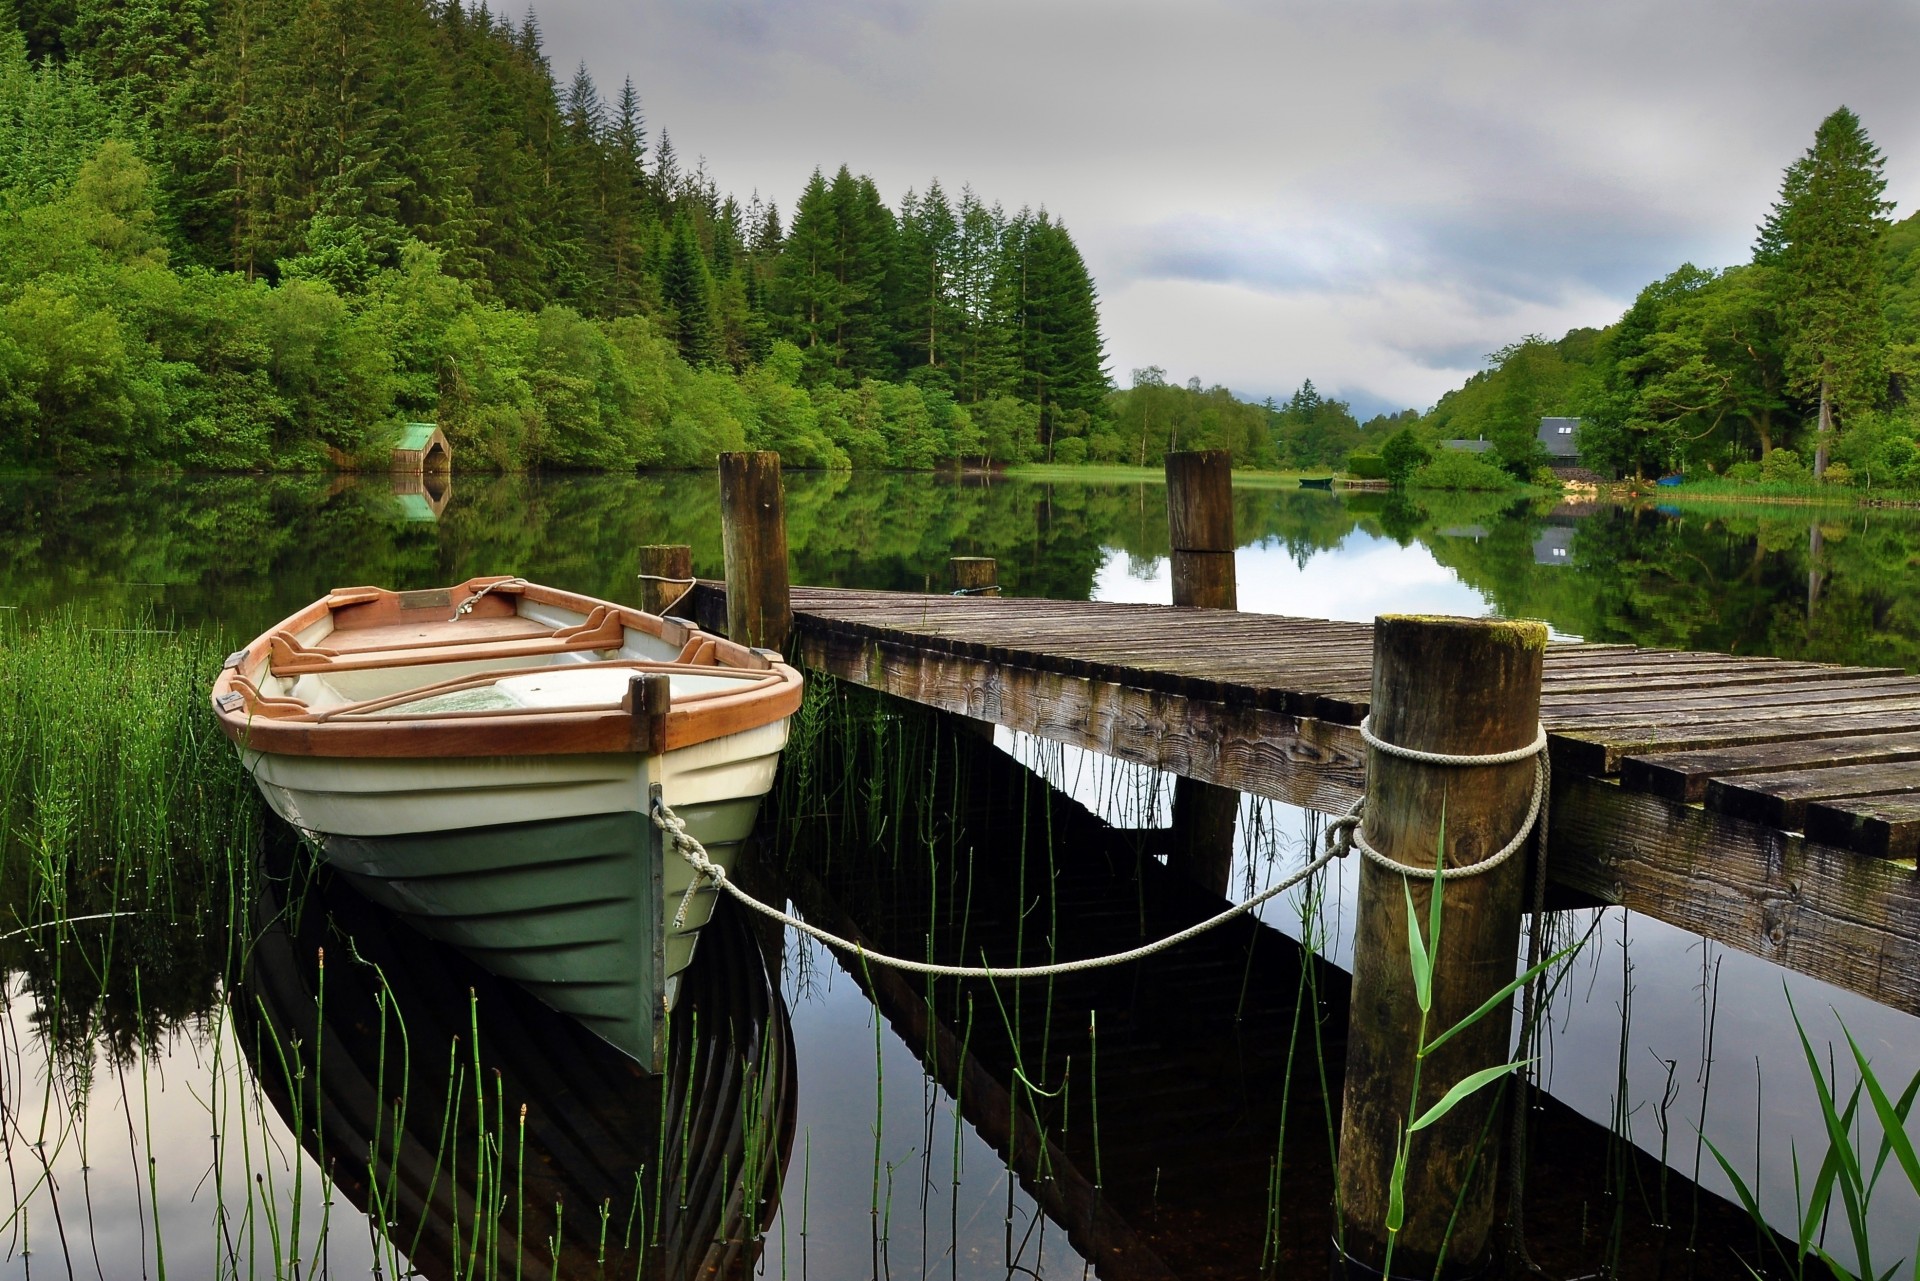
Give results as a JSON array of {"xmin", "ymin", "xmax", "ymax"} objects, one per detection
[
  {"xmin": 1165, "ymin": 450, "xmax": 1237, "ymax": 611},
  {"xmin": 637, "ymin": 543, "xmax": 693, "ymax": 617},
  {"xmin": 718, "ymin": 451, "xmax": 791, "ymax": 651},
  {"xmin": 1335, "ymin": 614, "xmax": 1546, "ymax": 1277},
  {"xmin": 1165, "ymin": 450, "xmax": 1239, "ymax": 893},
  {"xmin": 949, "ymin": 556, "xmax": 1000, "ymax": 597}
]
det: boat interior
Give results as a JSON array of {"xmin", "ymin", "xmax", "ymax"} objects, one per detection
[{"xmin": 222, "ymin": 577, "xmax": 788, "ymax": 723}]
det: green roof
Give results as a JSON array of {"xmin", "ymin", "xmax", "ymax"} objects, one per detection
[{"xmin": 392, "ymin": 423, "xmax": 439, "ymax": 452}]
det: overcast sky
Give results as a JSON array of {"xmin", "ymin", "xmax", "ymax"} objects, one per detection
[{"xmin": 531, "ymin": 0, "xmax": 1920, "ymax": 418}]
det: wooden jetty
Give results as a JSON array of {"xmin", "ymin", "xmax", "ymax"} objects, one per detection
[
  {"xmin": 689, "ymin": 581, "xmax": 1920, "ymax": 1016},
  {"xmin": 683, "ymin": 452, "xmax": 1920, "ymax": 1027},
  {"xmin": 688, "ymin": 449, "xmax": 1910, "ymax": 1276},
  {"xmin": 777, "ymin": 720, "xmax": 1777, "ymax": 1279}
]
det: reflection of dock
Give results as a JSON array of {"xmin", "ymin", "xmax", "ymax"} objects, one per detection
[
  {"xmin": 692, "ymin": 580, "xmax": 1920, "ymax": 1016},
  {"xmin": 777, "ymin": 723, "xmax": 1771, "ymax": 1278}
]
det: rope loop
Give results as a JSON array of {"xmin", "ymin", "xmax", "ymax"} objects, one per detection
[
  {"xmin": 1328, "ymin": 716, "xmax": 1551, "ymax": 881},
  {"xmin": 634, "ymin": 572, "xmax": 697, "ymax": 614}
]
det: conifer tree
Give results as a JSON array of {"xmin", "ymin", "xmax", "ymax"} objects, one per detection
[
  {"xmin": 996, "ymin": 210, "xmax": 1108, "ymax": 456},
  {"xmin": 661, "ymin": 213, "xmax": 719, "ymax": 366},
  {"xmin": 1755, "ymin": 106, "xmax": 1893, "ymax": 476},
  {"xmin": 770, "ymin": 168, "xmax": 842, "ymax": 378},
  {"xmin": 950, "ymin": 186, "xmax": 1009, "ymax": 403},
  {"xmin": 894, "ymin": 179, "xmax": 959, "ymax": 377}
]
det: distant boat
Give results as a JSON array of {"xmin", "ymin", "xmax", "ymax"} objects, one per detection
[
  {"xmin": 212, "ymin": 575, "xmax": 803, "ymax": 1068},
  {"xmin": 1299, "ymin": 476, "xmax": 1335, "ymax": 490}
]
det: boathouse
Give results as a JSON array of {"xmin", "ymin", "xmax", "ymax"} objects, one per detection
[{"xmin": 390, "ymin": 422, "xmax": 450, "ymax": 476}]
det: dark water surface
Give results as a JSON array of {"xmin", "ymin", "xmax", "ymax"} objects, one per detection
[{"xmin": 4, "ymin": 471, "xmax": 1919, "ymax": 1279}]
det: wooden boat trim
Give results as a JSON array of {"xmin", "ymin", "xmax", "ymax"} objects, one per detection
[
  {"xmin": 212, "ymin": 577, "xmax": 801, "ymax": 759},
  {"xmin": 217, "ymin": 670, "xmax": 801, "ymax": 758}
]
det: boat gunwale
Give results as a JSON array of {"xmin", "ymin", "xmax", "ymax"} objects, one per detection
[{"xmin": 211, "ymin": 577, "xmax": 801, "ymax": 760}]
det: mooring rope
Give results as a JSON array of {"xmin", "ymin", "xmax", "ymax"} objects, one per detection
[
  {"xmin": 651, "ymin": 799, "xmax": 1341, "ymax": 979},
  {"xmin": 449, "ymin": 576, "xmax": 528, "ymax": 621},
  {"xmin": 1323, "ymin": 715, "xmax": 1550, "ymax": 882},
  {"xmin": 634, "ymin": 572, "xmax": 698, "ymax": 614},
  {"xmin": 651, "ymin": 714, "xmax": 1548, "ymax": 977}
]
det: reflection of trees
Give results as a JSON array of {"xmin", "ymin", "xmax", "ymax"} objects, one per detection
[
  {"xmin": 10, "ymin": 475, "xmax": 1919, "ymax": 670},
  {"xmin": 1426, "ymin": 502, "xmax": 1920, "ymax": 670}
]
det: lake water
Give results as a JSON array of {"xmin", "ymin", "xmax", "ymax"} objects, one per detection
[{"xmin": 3, "ymin": 470, "xmax": 1918, "ymax": 1279}]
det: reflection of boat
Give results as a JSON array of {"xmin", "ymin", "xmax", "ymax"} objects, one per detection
[
  {"xmin": 1298, "ymin": 476, "xmax": 1334, "ymax": 490},
  {"xmin": 211, "ymin": 576, "xmax": 803, "ymax": 1067},
  {"xmin": 243, "ymin": 844, "xmax": 796, "ymax": 1280}
]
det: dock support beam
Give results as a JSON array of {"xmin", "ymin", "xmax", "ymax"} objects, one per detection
[
  {"xmin": 718, "ymin": 451, "xmax": 791, "ymax": 651},
  {"xmin": 637, "ymin": 543, "xmax": 693, "ymax": 617},
  {"xmin": 1336, "ymin": 615, "xmax": 1545, "ymax": 1277},
  {"xmin": 1165, "ymin": 450, "xmax": 1239, "ymax": 894}
]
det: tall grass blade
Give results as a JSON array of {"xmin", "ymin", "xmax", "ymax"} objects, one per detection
[{"xmin": 1408, "ymin": 1059, "xmax": 1533, "ymax": 1134}]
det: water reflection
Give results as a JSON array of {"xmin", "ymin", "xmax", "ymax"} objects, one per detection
[
  {"xmin": 7, "ymin": 472, "xmax": 1915, "ymax": 671},
  {"xmin": 768, "ymin": 687, "xmax": 1781, "ymax": 1278},
  {"xmin": 240, "ymin": 845, "xmax": 797, "ymax": 1280}
]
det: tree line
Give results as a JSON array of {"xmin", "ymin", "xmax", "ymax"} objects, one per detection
[
  {"xmin": 1405, "ymin": 107, "xmax": 1920, "ymax": 486},
  {"xmin": 0, "ymin": 0, "xmax": 1106, "ymax": 470}
]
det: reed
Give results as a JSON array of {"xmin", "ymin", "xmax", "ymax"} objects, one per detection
[
  {"xmin": 1703, "ymin": 989, "xmax": 1920, "ymax": 1281},
  {"xmin": 0, "ymin": 608, "xmax": 260, "ymax": 950}
]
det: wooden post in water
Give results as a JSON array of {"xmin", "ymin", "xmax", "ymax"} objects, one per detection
[
  {"xmin": 637, "ymin": 543, "xmax": 693, "ymax": 617},
  {"xmin": 949, "ymin": 556, "xmax": 999, "ymax": 597},
  {"xmin": 718, "ymin": 451, "xmax": 791, "ymax": 651},
  {"xmin": 1164, "ymin": 450, "xmax": 1239, "ymax": 894},
  {"xmin": 1336, "ymin": 615, "xmax": 1546, "ymax": 1278}
]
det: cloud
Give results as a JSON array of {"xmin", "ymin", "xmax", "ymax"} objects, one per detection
[{"xmin": 531, "ymin": 0, "xmax": 1920, "ymax": 413}]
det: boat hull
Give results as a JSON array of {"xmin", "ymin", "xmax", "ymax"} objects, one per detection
[{"xmin": 245, "ymin": 721, "xmax": 786, "ymax": 1065}]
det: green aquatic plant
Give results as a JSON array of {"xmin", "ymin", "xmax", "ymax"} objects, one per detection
[
  {"xmin": 0, "ymin": 609, "xmax": 260, "ymax": 951},
  {"xmin": 1374, "ymin": 811, "xmax": 1582, "ymax": 1277},
  {"xmin": 1704, "ymin": 989, "xmax": 1920, "ymax": 1281}
]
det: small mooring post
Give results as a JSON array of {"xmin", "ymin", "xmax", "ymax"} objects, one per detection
[
  {"xmin": 949, "ymin": 556, "xmax": 999, "ymax": 597},
  {"xmin": 1164, "ymin": 450, "xmax": 1239, "ymax": 894},
  {"xmin": 1335, "ymin": 615, "xmax": 1546, "ymax": 1278},
  {"xmin": 637, "ymin": 543, "xmax": 693, "ymax": 617},
  {"xmin": 718, "ymin": 451, "xmax": 791, "ymax": 651}
]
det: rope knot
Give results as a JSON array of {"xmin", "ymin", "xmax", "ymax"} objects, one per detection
[{"xmin": 1339, "ymin": 716, "xmax": 1550, "ymax": 881}]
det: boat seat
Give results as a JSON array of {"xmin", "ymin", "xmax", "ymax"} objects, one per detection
[{"xmin": 268, "ymin": 607, "xmax": 629, "ymax": 675}]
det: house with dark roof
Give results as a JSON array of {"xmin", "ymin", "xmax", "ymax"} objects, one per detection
[{"xmin": 1539, "ymin": 417, "xmax": 1580, "ymax": 461}]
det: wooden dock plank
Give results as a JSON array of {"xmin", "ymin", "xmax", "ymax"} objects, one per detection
[
  {"xmin": 692, "ymin": 582, "xmax": 1920, "ymax": 1013},
  {"xmin": 1706, "ymin": 761, "xmax": 1920, "ymax": 829},
  {"xmin": 1550, "ymin": 776, "xmax": 1920, "ymax": 1014},
  {"xmin": 1623, "ymin": 732, "xmax": 1920, "ymax": 803},
  {"xmin": 1806, "ymin": 795, "xmax": 1920, "ymax": 862}
]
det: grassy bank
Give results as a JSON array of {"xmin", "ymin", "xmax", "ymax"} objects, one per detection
[{"xmin": 1631, "ymin": 475, "xmax": 1920, "ymax": 509}]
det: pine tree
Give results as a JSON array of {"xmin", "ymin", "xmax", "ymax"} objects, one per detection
[
  {"xmin": 661, "ymin": 212, "xmax": 719, "ymax": 366},
  {"xmin": 894, "ymin": 179, "xmax": 959, "ymax": 377},
  {"xmin": 996, "ymin": 210, "xmax": 1108, "ymax": 457},
  {"xmin": 769, "ymin": 168, "xmax": 843, "ymax": 379},
  {"xmin": 826, "ymin": 166, "xmax": 895, "ymax": 381},
  {"xmin": 950, "ymin": 185, "xmax": 1009, "ymax": 403},
  {"xmin": 603, "ymin": 77, "xmax": 646, "ymax": 312},
  {"xmin": 1754, "ymin": 106, "xmax": 1893, "ymax": 476}
]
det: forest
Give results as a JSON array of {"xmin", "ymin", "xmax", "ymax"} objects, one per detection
[
  {"xmin": 1403, "ymin": 108, "xmax": 1920, "ymax": 487},
  {"xmin": 0, "ymin": 0, "xmax": 1108, "ymax": 471}
]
